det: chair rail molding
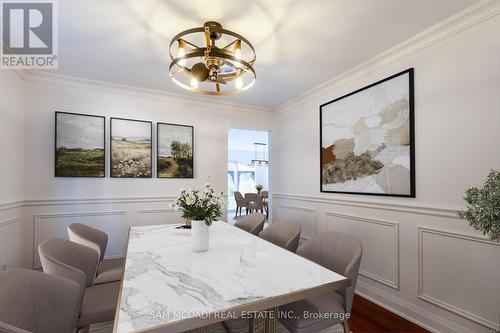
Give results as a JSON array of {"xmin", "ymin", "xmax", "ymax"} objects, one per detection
[
  {"xmin": 0, "ymin": 200, "xmax": 24, "ymax": 212},
  {"xmin": 135, "ymin": 208, "xmax": 178, "ymax": 226},
  {"xmin": 324, "ymin": 211, "xmax": 400, "ymax": 289},
  {"xmin": 417, "ymin": 227, "xmax": 500, "ymax": 329},
  {"xmin": 24, "ymin": 196, "xmax": 176, "ymax": 207},
  {"xmin": 273, "ymin": 193, "xmax": 459, "ymax": 218}
]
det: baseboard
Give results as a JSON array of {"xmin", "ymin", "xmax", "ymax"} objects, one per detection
[{"xmin": 355, "ymin": 280, "xmax": 479, "ymax": 333}]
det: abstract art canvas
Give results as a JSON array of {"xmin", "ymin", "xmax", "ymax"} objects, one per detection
[
  {"xmin": 320, "ymin": 69, "xmax": 415, "ymax": 197},
  {"xmin": 55, "ymin": 112, "xmax": 105, "ymax": 177},
  {"xmin": 110, "ymin": 118, "xmax": 152, "ymax": 178},
  {"xmin": 157, "ymin": 123, "xmax": 194, "ymax": 178}
]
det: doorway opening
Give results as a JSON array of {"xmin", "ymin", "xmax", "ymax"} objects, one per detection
[{"xmin": 227, "ymin": 128, "xmax": 270, "ymax": 223}]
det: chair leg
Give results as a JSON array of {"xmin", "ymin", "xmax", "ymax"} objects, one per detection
[
  {"xmin": 221, "ymin": 321, "xmax": 231, "ymax": 333},
  {"xmin": 235, "ymin": 206, "xmax": 238, "ymax": 217},
  {"xmin": 342, "ymin": 319, "xmax": 350, "ymax": 333}
]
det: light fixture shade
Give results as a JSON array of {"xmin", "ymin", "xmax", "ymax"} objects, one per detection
[{"xmin": 169, "ymin": 21, "xmax": 256, "ymax": 96}]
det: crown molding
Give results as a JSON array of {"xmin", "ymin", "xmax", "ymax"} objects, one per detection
[
  {"xmin": 275, "ymin": 0, "xmax": 500, "ymax": 115},
  {"xmin": 16, "ymin": 70, "xmax": 275, "ymax": 117},
  {"xmin": 7, "ymin": 1, "xmax": 499, "ymax": 116}
]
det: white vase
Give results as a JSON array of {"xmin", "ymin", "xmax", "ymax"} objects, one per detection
[{"xmin": 191, "ymin": 220, "xmax": 209, "ymax": 252}]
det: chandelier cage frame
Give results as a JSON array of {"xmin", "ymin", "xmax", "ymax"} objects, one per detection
[{"xmin": 169, "ymin": 22, "xmax": 257, "ymax": 96}]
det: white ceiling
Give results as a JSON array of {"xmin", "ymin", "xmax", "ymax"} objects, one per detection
[{"xmin": 46, "ymin": 0, "xmax": 478, "ymax": 108}]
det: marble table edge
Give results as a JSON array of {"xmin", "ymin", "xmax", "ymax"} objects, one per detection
[{"xmin": 113, "ymin": 223, "xmax": 349, "ymax": 333}]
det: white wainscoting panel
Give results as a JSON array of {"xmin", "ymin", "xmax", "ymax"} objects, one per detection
[
  {"xmin": 276, "ymin": 204, "xmax": 316, "ymax": 239},
  {"xmin": 135, "ymin": 208, "xmax": 183, "ymax": 226},
  {"xmin": 33, "ymin": 211, "xmax": 128, "ymax": 268},
  {"xmin": 0, "ymin": 218, "xmax": 22, "ymax": 270},
  {"xmin": 324, "ymin": 211, "xmax": 400, "ymax": 289},
  {"xmin": 417, "ymin": 227, "xmax": 500, "ymax": 329}
]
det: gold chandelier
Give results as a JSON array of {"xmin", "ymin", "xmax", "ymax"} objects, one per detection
[{"xmin": 169, "ymin": 21, "xmax": 256, "ymax": 95}]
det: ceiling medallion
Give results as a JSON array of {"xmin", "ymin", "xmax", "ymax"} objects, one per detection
[{"xmin": 169, "ymin": 21, "xmax": 256, "ymax": 96}]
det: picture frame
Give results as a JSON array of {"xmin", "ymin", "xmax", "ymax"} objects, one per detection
[
  {"xmin": 110, "ymin": 117, "xmax": 153, "ymax": 178},
  {"xmin": 157, "ymin": 122, "xmax": 194, "ymax": 178},
  {"xmin": 320, "ymin": 68, "xmax": 415, "ymax": 197},
  {"xmin": 54, "ymin": 111, "xmax": 106, "ymax": 178}
]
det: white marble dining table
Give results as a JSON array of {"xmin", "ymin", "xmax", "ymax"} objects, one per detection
[{"xmin": 113, "ymin": 221, "xmax": 348, "ymax": 333}]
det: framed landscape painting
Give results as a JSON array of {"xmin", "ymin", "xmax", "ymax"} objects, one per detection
[
  {"xmin": 157, "ymin": 123, "xmax": 194, "ymax": 178},
  {"xmin": 320, "ymin": 68, "xmax": 415, "ymax": 197},
  {"xmin": 110, "ymin": 118, "xmax": 152, "ymax": 178},
  {"xmin": 55, "ymin": 112, "xmax": 105, "ymax": 177}
]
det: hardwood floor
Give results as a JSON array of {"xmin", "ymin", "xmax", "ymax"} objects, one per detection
[{"xmin": 350, "ymin": 295, "xmax": 431, "ymax": 333}]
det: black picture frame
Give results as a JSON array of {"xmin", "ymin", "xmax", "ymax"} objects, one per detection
[
  {"xmin": 110, "ymin": 117, "xmax": 153, "ymax": 178},
  {"xmin": 319, "ymin": 68, "xmax": 415, "ymax": 197},
  {"xmin": 54, "ymin": 111, "xmax": 106, "ymax": 178},
  {"xmin": 157, "ymin": 122, "xmax": 194, "ymax": 179}
]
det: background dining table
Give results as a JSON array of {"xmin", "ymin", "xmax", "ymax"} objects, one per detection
[{"xmin": 113, "ymin": 221, "xmax": 348, "ymax": 333}]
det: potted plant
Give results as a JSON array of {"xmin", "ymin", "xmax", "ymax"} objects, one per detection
[
  {"xmin": 170, "ymin": 183, "xmax": 226, "ymax": 252},
  {"xmin": 457, "ymin": 170, "xmax": 499, "ymax": 242},
  {"xmin": 255, "ymin": 184, "xmax": 264, "ymax": 195}
]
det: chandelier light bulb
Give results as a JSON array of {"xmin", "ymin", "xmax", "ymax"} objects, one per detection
[
  {"xmin": 177, "ymin": 40, "xmax": 186, "ymax": 67},
  {"xmin": 190, "ymin": 77, "xmax": 199, "ymax": 89},
  {"xmin": 234, "ymin": 41, "xmax": 242, "ymax": 59},
  {"xmin": 235, "ymin": 77, "xmax": 243, "ymax": 90}
]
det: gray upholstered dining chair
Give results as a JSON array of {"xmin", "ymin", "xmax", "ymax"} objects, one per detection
[
  {"xmin": 0, "ymin": 269, "xmax": 82, "ymax": 333},
  {"xmin": 258, "ymin": 219, "xmax": 301, "ymax": 252},
  {"xmin": 234, "ymin": 212, "xmax": 266, "ymax": 236},
  {"xmin": 233, "ymin": 191, "xmax": 247, "ymax": 217},
  {"xmin": 67, "ymin": 223, "xmax": 124, "ymax": 284},
  {"xmin": 245, "ymin": 193, "xmax": 264, "ymax": 214},
  {"xmin": 278, "ymin": 232, "xmax": 363, "ymax": 333},
  {"xmin": 38, "ymin": 238, "xmax": 120, "ymax": 331}
]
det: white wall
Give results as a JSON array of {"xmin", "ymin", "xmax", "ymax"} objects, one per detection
[
  {"xmin": 0, "ymin": 69, "xmax": 26, "ymax": 269},
  {"xmin": 6, "ymin": 76, "xmax": 275, "ymax": 269},
  {"xmin": 0, "ymin": 4, "xmax": 499, "ymax": 332},
  {"xmin": 273, "ymin": 10, "xmax": 500, "ymax": 333}
]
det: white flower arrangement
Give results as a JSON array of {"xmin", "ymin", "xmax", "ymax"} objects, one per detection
[{"xmin": 169, "ymin": 182, "xmax": 226, "ymax": 226}]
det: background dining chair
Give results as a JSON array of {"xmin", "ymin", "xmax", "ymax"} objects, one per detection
[
  {"xmin": 278, "ymin": 232, "xmax": 363, "ymax": 333},
  {"xmin": 38, "ymin": 238, "xmax": 120, "ymax": 332},
  {"xmin": 245, "ymin": 193, "xmax": 264, "ymax": 214},
  {"xmin": 0, "ymin": 269, "xmax": 82, "ymax": 333},
  {"xmin": 234, "ymin": 212, "xmax": 266, "ymax": 236},
  {"xmin": 233, "ymin": 191, "xmax": 247, "ymax": 217},
  {"xmin": 67, "ymin": 223, "xmax": 124, "ymax": 284},
  {"xmin": 258, "ymin": 219, "xmax": 301, "ymax": 252}
]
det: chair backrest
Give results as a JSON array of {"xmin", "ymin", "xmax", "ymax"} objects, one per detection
[
  {"xmin": 258, "ymin": 219, "xmax": 301, "ymax": 252},
  {"xmin": 0, "ymin": 269, "xmax": 82, "ymax": 333},
  {"xmin": 234, "ymin": 212, "xmax": 266, "ymax": 236},
  {"xmin": 234, "ymin": 191, "xmax": 244, "ymax": 201},
  {"xmin": 247, "ymin": 196, "xmax": 264, "ymax": 209},
  {"xmin": 261, "ymin": 191, "xmax": 269, "ymax": 198},
  {"xmin": 38, "ymin": 238, "xmax": 99, "ymax": 289},
  {"xmin": 67, "ymin": 223, "xmax": 108, "ymax": 261},
  {"xmin": 297, "ymin": 232, "xmax": 362, "ymax": 313},
  {"xmin": 244, "ymin": 193, "xmax": 259, "ymax": 201}
]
